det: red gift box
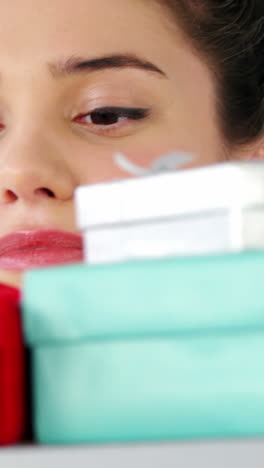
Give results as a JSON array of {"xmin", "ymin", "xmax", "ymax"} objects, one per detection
[{"xmin": 0, "ymin": 284, "xmax": 25, "ymax": 445}]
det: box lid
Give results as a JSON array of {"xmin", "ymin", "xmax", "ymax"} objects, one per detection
[
  {"xmin": 22, "ymin": 251, "xmax": 264, "ymax": 346},
  {"xmin": 75, "ymin": 161, "xmax": 264, "ymax": 229},
  {"xmin": 0, "ymin": 285, "xmax": 22, "ymax": 348}
]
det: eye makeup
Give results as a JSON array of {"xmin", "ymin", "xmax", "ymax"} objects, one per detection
[
  {"xmin": 81, "ymin": 106, "xmax": 150, "ymax": 125},
  {"xmin": 73, "ymin": 105, "xmax": 151, "ymax": 138},
  {"xmin": 67, "ymin": 75, "xmax": 159, "ymax": 137}
]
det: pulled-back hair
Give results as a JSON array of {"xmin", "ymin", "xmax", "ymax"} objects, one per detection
[{"xmin": 156, "ymin": 0, "xmax": 264, "ymax": 146}]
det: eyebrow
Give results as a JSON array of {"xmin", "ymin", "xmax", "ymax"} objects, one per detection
[{"xmin": 48, "ymin": 54, "xmax": 167, "ymax": 78}]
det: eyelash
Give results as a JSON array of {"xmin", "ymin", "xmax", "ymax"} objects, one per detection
[
  {"xmin": 74, "ymin": 106, "xmax": 149, "ymax": 132},
  {"xmin": 0, "ymin": 107, "xmax": 150, "ymax": 137}
]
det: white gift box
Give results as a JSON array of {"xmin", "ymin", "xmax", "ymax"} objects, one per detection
[{"xmin": 75, "ymin": 160, "xmax": 264, "ymax": 264}]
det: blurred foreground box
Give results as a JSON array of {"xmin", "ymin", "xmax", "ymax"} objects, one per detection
[
  {"xmin": 22, "ymin": 252, "xmax": 264, "ymax": 444},
  {"xmin": 76, "ymin": 161, "xmax": 264, "ymax": 263},
  {"xmin": 0, "ymin": 285, "xmax": 25, "ymax": 446}
]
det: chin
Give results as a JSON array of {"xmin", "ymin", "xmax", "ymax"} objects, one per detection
[{"xmin": 0, "ymin": 269, "xmax": 23, "ymax": 289}]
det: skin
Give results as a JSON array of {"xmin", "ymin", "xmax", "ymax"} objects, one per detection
[{"xmin": 0, "ymin": 0, "xmax": 262, "ymax": 288}]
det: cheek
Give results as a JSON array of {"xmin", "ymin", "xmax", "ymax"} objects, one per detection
[
  {"xmin": 88, "ymin": 145, "xmax": 188, "ymax": 183},
  {"xmin": 161, "ymin": 109, "xmax": 225, "ymax": 165},
  {"xmin": 72, "ymin": 140, "xmax": 181, "ymax": 185},
  {"xmin": 119, "ymin": 131, "xmax": 225, "ymax": 174},
  {"xmin": 70, "ymin": 120, "xmax": 224, "ymax": 187}
]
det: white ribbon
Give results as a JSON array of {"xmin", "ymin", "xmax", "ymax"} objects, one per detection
[{"xmin": 114, "ymin": 151, "xmax": 193, "ymax": 176}]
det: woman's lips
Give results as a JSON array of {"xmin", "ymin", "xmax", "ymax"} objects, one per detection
[{"xmin": 0, "ymin": 230, "xmax": 84, "ymax": 271}]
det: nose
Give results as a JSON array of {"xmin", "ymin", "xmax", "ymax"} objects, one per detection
[{"xmin": 0, "ymin": 128, "xmax": 75, "ymax": 204}]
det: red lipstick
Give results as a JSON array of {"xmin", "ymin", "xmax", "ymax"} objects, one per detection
[{"xmin": 0, "ymin": 230, "xmax": 83, "ymax": 271}]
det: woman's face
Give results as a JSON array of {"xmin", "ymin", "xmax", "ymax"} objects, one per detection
[{"xmin": 0, "ymin": 0, "xmax": 249, "ymax": 286}]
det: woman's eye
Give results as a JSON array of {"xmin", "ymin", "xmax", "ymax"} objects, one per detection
[
  {"xmin": 89, "ymin": 110, "xmax": 127, "ymax": 126},
  {"xmin": 75, "ymin": 106, "xmax": 149, "ymax": 129}
]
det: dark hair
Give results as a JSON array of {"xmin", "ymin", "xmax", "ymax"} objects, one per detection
[{"xmin": 155, "ymin": 0, "xmax": 264, "ymax": 146}]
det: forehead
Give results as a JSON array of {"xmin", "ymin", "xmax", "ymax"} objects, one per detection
[
  {"xmin": 0, "ymin": 0, "xmax": 178, "ymax": 63},
  {"xmin": 0, "ymin": 0, "xmax": 215, "ymax": 118}
]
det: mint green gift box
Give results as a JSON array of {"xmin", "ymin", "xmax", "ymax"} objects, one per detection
[{"xmin": 22, "ymin": 252, "xmax": 264, "ymax": 444}]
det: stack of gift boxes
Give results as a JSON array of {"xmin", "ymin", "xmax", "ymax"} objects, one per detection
[{"xmin": 2, "ymin": 158, "xmax": 264, "ymax": 445}]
